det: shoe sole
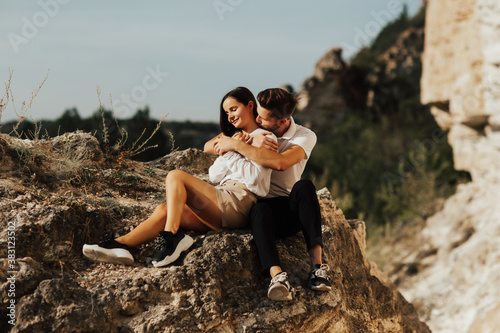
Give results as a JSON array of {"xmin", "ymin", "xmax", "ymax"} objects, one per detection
[
  {"xmin": 152, "ymin": 235, "xmax": 194, "ymax": 268},
  {"xmin": 311, "ymin": 283, "xmax": 332, "ymax": 292},
  {"xmin": 268, "ymin": 284, "xmax": 293, "ymax": 301},
  {"xmin": 82, "ymin": 245, "xmax": 134, "ymax": 265}
]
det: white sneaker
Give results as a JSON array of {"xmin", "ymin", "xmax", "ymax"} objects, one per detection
[
  {"xmin": 267, "ymin": 272, "xmax": 293, "ymax": 301},
  {"xmin": 82, "ymin": 239, "xmax": 134, "ymax": 265},
  {"xmin": 151, "ymin": 231, "xmax": 194, "ymax": 268}
]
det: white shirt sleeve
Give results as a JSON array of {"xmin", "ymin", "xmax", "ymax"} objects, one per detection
[
  {"xmin": 224, "ymin": 153, "xmax": 271, "ymax": 196},
  {"xmin": 288, "ymin": 127, "xmax": 317, "ymax": 158},
  {"xmin": 208, "ymin": 154, "xmax": 230, "ymax": 183}
]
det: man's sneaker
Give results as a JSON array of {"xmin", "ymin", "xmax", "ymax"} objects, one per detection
[
  {"xmin": 82, "ymin": 239, "xmax": 134, "ymax": 265},
  {"xmin": 308, "ymin": 264, "xmax": 332, "ymax": 291},
  {"xmin": 151, "ymin": 230, "xmax": 194, "ymax": 268},
  {"xmin": 267, "ymin": 272, "xmax": 293, "ymax": 301}
]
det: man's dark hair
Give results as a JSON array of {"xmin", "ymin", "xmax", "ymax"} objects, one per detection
[{"xmin": 257, "ymin": 88, "xmax": 298, "ymax": 120}]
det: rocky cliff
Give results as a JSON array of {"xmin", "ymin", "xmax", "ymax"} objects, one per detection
[
  {"xmin": 294, "ymin": 26, "xmax": 425, "ymax": 142},
  {"xmin": 293, "ymin": 48, "xmax": 365, "ymax": 141},
  {"xmin": 0, "ymin": 132, "xmax": 429, "ymax": 332},
  {"xmin": 420, "ymin": 0, "xmax": 500, "ymax": 181},
  {"xmin": 394, "ymin": 1, "xmax": 500, "ymax": 332}
]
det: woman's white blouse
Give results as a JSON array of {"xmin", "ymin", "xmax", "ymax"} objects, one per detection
[{"xmin": 209, "ymin": 128, "xmax": 277, "ymax": 198}]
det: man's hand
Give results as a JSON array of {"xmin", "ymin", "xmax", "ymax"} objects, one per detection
[
  {"xmin": 214, "ymin": 137, "xmax": 239, "ymax": 156},
  {"xmin": 252, "ymin": 131, "xmax": 278, "ymax": 151},
  {"xmin": 205, "ymin": 133, "xmax": 228, "ymax": 154}
]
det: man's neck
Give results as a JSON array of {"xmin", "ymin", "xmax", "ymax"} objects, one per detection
[{"xmin": 273, "ymin": 120, "xmax": 291, "ymax": 138}]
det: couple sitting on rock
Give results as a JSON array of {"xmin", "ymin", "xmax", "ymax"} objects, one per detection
[{"xmin": 83, "ymin": 87, "xmax": 331, "ymax": 301}]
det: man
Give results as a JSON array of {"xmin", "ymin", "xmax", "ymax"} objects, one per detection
[{"xmin": 211, "ymin": 88, "xmax": 331, "ymax": 301}]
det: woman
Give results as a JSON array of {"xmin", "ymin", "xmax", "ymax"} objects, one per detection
[{"xmin": 83, "ymin": 87, "xmax": 276, "ymax": 268}]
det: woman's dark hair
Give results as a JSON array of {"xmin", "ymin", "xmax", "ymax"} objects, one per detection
[{"xmin": 220, "ymin": 86, "xmax": 258, "ymax": 136}]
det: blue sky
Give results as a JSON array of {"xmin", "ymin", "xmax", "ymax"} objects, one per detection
[{"xmin": 1, "ymin": 0, "xmax": 421, "ymax": 123}]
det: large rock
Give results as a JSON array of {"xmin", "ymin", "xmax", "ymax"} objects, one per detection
[
  {"xmin": 396, "ymin": 1, "xmax": 500, "ymax": 332},
  {"xmin": 377, "ymin": 27, "xmax": 424, "ymax": 80},
  {"xmin": 421, "ymin": 0, "xmax": 500, "ymax": 181},
  {"xmin": 294, "ymin": 26, "xmax": 424, "ymax": 143},
  {"xmin": 294, "ymin": 48, "xmax": 352, "ymax": 141},
  {"xmin": 397, "ymin": 179, "xmax": 500, "ymax": 333},
  {"xmin": 0, "ymin": 134, "xmax": 428, "ymax": 332}
]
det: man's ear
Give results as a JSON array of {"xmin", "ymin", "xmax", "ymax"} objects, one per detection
[{"xmin": 277, "ymin": 118, "xmax": 287, "ymax": 126}]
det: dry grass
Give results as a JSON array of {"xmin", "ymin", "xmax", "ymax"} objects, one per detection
[
  {"xmin": 8, "ymin": 69, "xmax": 50, "ymax": 138},
  {"xmin": 5, "ymin": 132, "xmax": 95, "ymax": 186},
  {"xmin": 0, "ymin": 69, "xmax": 14, "ymax": 127},
  {"xmin": 1, "ymin": 74, "xmax": 170, "ymax": 190},
  {"xmin": 96, "ymin": 85, "xmax": 168, "ymax": 158}
]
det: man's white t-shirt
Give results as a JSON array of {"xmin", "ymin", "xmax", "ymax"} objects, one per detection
[{"xmin": 265, "ymin": 117, "xmax": 317, "ymax": 198}]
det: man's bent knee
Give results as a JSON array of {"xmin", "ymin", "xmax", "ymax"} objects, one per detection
[{"xmin": 292, "ymin": 179, "xmax": 316, "ymax": 194}]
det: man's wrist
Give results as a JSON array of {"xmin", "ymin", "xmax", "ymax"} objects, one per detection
[{"xmin": 233, "ymin": 139, "xmax": 245, "ymax": 153}]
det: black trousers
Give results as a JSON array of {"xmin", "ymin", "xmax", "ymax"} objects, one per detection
[{"xmin": 250, "ymin": 179, "xmax": 323, "ymax": 277}]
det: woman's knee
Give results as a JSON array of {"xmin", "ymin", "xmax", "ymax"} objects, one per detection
[
  {"xmin": 165, "ymin": 169, "xmax": 187, "ymax": 185},
  {"xmin": 156, "ymin": 203, "xmax": 168, "ymax": 212}
]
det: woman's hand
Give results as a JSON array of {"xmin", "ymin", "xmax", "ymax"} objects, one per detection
[
  {"xmin": 214, "ymin": 137, "xmax": 238, "ymax": 156},
  {"xmin": 251, "ymin": 132, "xmax": 278, "ymax": 152},
  {"xmin": 232, "ymin": 132, "xmax": 251, "ymax": 143}
]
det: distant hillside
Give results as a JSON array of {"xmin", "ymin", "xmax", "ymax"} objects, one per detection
[{"xmin": 0, "ymin": 106, "xmax": 219, "ymax": 161}]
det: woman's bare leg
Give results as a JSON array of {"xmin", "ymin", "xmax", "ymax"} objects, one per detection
[
  {"xmin": 114, "ymin": 170, "xmax": 219, "ymax": 247},
  {"xmin": 164, "ymin": 170, "xmax": 222, "ymax": 233},
  {"xmin": 116, "ymin": 203, "xmax": 212, "ymax": 247},
  {"xmin": 179, "ymin": 207, "xmax": 214, "ymax": 233},
  {"xmin": 115, "ymin": 204, "xmax": 168, "ymax": 247}
]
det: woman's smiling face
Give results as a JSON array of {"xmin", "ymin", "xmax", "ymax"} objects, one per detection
[{"xmin": 222, "ymin": 97, "xmax": 254, "ymax": 129}]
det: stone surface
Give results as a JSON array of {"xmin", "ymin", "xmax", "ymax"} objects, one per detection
[
  {"xmin": 397, "ymin": 1, "xmax": 500, "ymax": 332},
  {"xmin": 421, "ymin": 0, "xmax": 500, "ymax": 181},
  {"xmin": 396, "ymin": 179, "xmax": 500, "ymax": 333},
  {"xmin": 0, "ymin": 133, "xmax": 429, "ymax": 332},
  {"xmin": 377, "ymin": 27, "xmax": 425, "ymax": 81},
  {"xmin": 420, "ymin": 0, "xmax": 483, "ymax": 107}
]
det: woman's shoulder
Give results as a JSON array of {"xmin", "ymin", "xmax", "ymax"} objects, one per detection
[
  {"xmin": 250, "ymin": 128, "xmax": 266, "ymax": 136},
  {"xmin": 250, "ymin": 128, "xmax": 277, "ymax": 140}
]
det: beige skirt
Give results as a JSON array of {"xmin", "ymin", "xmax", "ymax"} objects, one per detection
[{"xmin": 215, "ymin": 180, "xmax": 257, "ymax": 228}]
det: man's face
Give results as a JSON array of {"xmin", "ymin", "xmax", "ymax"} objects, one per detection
[{"xmin": 256, "ymin": 104, "xmax": 280, "ymax": 132}]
